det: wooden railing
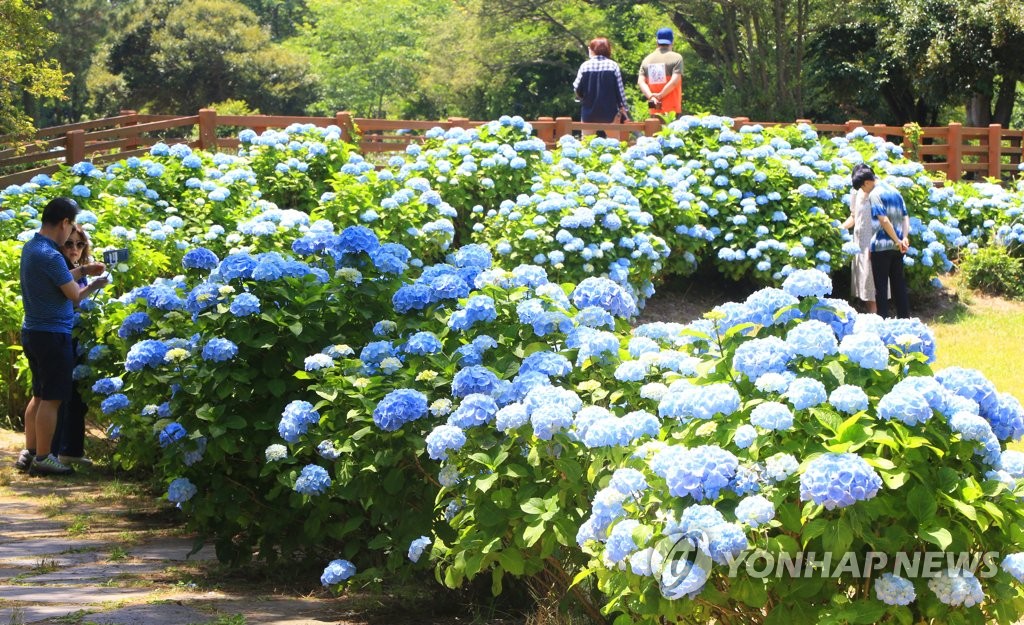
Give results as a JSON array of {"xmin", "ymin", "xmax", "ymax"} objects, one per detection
[{"xmin": 1, "ymin": 109, "xmax": 1022, "ymax": 187}]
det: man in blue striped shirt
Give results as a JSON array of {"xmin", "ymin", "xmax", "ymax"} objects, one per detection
[{"xmin": 17, "ymin": 197, "xmax": 107, "ymax": 476}]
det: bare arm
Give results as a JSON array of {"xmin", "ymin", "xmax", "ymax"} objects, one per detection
[
  {"xmin": 59, "ymin": 277, "xmax": 108, "ymax": 307},
  {"xmin": 656, "ymin": 73, "xmax": 681, "ymax": 100}
]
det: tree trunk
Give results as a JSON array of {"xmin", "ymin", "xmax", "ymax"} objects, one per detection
[
  {"xmin": 965, "ymin": 93, "xmax": 992, "ymax": 127},
  {"xmin": 992, "ymin": 75, "xmax": 1018, "ymax": 127}
]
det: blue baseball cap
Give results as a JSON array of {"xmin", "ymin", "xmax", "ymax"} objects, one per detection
[{"xmin": 656, "ymin": 27, "xmax": 674, "ymax": 45}]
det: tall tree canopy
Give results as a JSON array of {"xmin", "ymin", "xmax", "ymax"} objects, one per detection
[
  {"xmin": 0, "ymin": 0, "xmax": 69, "ymax": 138},
  {"xmin": 104, "ymin": 0, "xmax": 314, "ymax": 114}
]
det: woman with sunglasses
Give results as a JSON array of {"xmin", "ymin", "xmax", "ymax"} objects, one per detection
[{"xmin": 53, "ymin": 224, "xmax": 97, "ymax": 467}]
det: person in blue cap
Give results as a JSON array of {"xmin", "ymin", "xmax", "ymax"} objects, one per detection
[{"xmin": 639, "ymin": 27, "xmax": 684, "ymax": 116}]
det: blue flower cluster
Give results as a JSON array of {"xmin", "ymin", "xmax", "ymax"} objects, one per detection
[
  {"xmin": 167, "ymin": 477, "xmax": 197, "ymax": 504},
  {"xmin": 294, "ymin": 464, "xmax": 332, "ymax": 495},
  {"xmin": 798, "ymin": 453, "xmax": 882, "ymax": 510},
  {"xmin": 278, "ymin": 400, "xmax": 320, "ymax": 443},
  {"xmin": 372, "ymin": 389, "xmax": 428, "ymax": 431},
  {"xmin": 320, "ymin": 558, "xmax": 356, "ymax": 586}
]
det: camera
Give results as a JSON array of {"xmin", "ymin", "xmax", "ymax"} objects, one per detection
[
  {"xmin": 103, "ymin": 248, "xmax": 130, "ymax": 265},
  {"xmin": 648, "ymin": 100, "xmax": 657, "ymax": 109}
]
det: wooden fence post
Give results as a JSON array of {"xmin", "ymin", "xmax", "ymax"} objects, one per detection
[
  {"xmin": 198, "ymin": 108, "xmax": 217, "ymax": 150},
  {"xmin": 988, "ymin": 123, "xmax": 1002, "ymax": 179},
  {"xmin": 448, "ymin": 117, "xmax": 469, "ymax": 129},
  {"xmin": 644, "ymin": 117, "xmax": 662, "ymax": 139},
  {"xmin": 335, "ymin": 112, "xmax": 355, "ymax": 143},
  {"xmin": 845, "ymin": 119, "xmax": 863, "ymax": 134},
  {"xmin": 554, "ymin": 117, "xmax": 573, "ymax": 140},
  {"xmin": 733, "ymin": 116, "xmax": 750, "ymax": 127},
  {"xmin": 535, "ymin": 117, "xmax": 555, "ymax": 145},
  {"xmin": 947, "ymin": 122, "xmax": 963, "ymax": 182},
  {"xmin": 66, "ymin": 129, "xmax": 85, "ymax": 165},
  {"xmin": 119, "ymin": 110, "xmax": 139, "ymax": 150}
]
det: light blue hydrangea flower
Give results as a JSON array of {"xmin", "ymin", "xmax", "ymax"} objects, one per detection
[
  {"xmin": 829, "ymin": 385, "xmax": 869, "ymax": 414},
  {"xmin": 320, "ymin": 559, "xmax": 356, "ymax": 586},
  {"xmin": 201, "ymin": 338, "xmax": 238, "ymax": 362},
  {"xmin": 750, "ymin": 402, "xmax": 793, "ymax": 431},
  {"xmin": 839, "ymin": 333, "xmax": 889, "ymax": 370},
  {"xmin": 784, "ymin": 378, "xmax": 827, "ymax": 410},
  {"xmin": 781, "ymin": 269, "xmax": 832, "ymax": 298},
  {"xmin": 425, "ymin": 424, "xmax": 467, "ymax": 460},
  {"xmin": 877, "ymin": 389, "xmax": 932, "ymax": 426},
  {"xmin": 734, "ymin": 495, "xmax": 775, "ymax": 527},
  {"xmin": 927, "ymin": 569, "xmax": 984, "ymax": 607},
  {"xmin": 408, "ymin": 536, "xmax": 431, "ymax": 563},
  {"xmin": 372, "ymin": 389, "xmax": 428, "ymax": 431},
  {"xmin": 733, "ymin": 424, "xmax": 757, "ymax": 449},
  {"xmin": 1000, "ymin": 553, "xmax": 1024, "ymax": 582},
  {"xmin": 874, "ymin": 573, "xmax": 916, "ymax": 605},
  {"xmin": 799, "ymin": 453, "xmax": 882, "ymax": 510}
]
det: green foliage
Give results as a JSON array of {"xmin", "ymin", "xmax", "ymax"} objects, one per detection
[
  {"xmin": 959, "ymin": 246, "xmax": 1024, "ymax": 299},
  {"xmin": 0, "ymin": 0, "xmax": 69, "ymax": 138},
  {"xmin": 104, "ymin": 0, "xmax": 314, "ymax": 114}
]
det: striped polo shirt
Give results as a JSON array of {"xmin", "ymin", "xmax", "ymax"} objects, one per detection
[{"xmin": 20, "ymin": 233, "xmax": 75, "ymax": 333}]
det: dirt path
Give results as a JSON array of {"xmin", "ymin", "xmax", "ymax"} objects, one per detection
[{"xmin": 0, "ymin": 438, "xmax": 500, "ymax": 625}]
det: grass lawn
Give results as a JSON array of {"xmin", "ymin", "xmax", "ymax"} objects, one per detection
[{"xmin": 928, "ymin": 291, "xmax": 1024, "ymax": 401}]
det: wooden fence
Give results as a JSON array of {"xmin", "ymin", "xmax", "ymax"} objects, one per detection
[{"xmin": 1, "ymin": 109, "xmax": 1022, "ymax": 188}]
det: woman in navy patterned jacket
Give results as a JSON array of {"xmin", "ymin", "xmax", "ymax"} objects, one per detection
[{"xmin": 573, "ymin": 37, "xmax": 629, "ymax": 124}]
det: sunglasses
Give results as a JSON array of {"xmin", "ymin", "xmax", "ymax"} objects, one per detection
[{"xmin": 64, "ymin": 240, "xmax": 86, "ymax": 250}]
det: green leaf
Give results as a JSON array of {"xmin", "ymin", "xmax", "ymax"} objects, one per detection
[
  {"xmin": 288, "ymin": 321, "xmax": 303, "ymax": 336},
  {"xmin": 919, "ymin": 525, "xmax": 953, "ymax": 550},
  {"xmin": 476, "ymin": 473, "xmax": 499, "ymax": 493},
  {"xmin": 498, "ymin": 550, "xmax": 524, "ymax": 576},
  {"xmin": 907, "ymin": 485, "xmax": 937, "ymax": 523},
  {"xmin": 522, "ymin": 523, "xmax": 545, "ymax": 547},
  {"xmin": 266, "ymin": 378, "xmax": 286, "ymax": 397},
  {"xmin": 520, "ymin": 498, "xmax": 545, "ymax": 516}
]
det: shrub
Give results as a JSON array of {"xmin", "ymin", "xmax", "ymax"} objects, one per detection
[{"xmin": 959, "ymin": 246, "xmax": 1024, "ymax": 299}]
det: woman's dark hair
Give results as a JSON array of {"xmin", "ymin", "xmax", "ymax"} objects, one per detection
[
  {"xmin": 589, "ymin": 38, "xmax": 611, "ymax": 58},
  {"xmin": 40, "ymin": 197, "xmax": 80, "ymax": 226},
  {"xmin": 851, "ymin": 166, "xmax": 876, "ymax": 190}
]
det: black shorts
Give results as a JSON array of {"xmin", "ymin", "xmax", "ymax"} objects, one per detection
[{"xmin": 21, "ymin": 330, "xmax": 74, "ymax": 402}]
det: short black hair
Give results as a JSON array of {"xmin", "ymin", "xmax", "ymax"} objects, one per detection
[
  {"xmin": 851, "ymin": 167, "xmax": 876, "ymax": 190},
  {"xmin": 40, "ymin": 197, "xmax": 80, "ymax": 226}
]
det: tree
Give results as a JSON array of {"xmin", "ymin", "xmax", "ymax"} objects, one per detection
[
  {"xmin": 104, "ymin": 0, "xmax": 315, "ymax": 114},
  {"xmin": 299, "ymin": 0, "xmax": 435, "ymax": 118},
  {"xmin": 0, "ymin": 0, "xmax": 69, "ymax": 139}
]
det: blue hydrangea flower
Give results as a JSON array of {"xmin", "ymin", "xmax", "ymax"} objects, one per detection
[
  {"xmin": 320, "ymin": 559, "xmax": 356, "ymax": 586},
  {"xmin": 734, "ymin": 495, "xmax": 775, "ymax": 527},
  {"xmin": 403, "ymin": 331, "xmax": 442, "ymax": 355},
  {"xmin": 785, "ymin": 320, "xmax": 837, "ymax": 359},
  {"xmin": 448, "ymin": 394, "xmax": 497, "ymax": 429},
  {"xmin": 317, "ymin": 440, "xmax": 341, "ymax": 460},
  {"xmin": 750, "ymin": 401, "xmax": 794, "ymax": 431},
  {"xmin": 571, "ymin": 277, "xmax": 638, "ymax": 318},
  {"xmin": 408, "ymin": 536, "xmax": 431, "ymax": 563},
  {"xmin": 373, "ymin": 389, "xmax": 428, "ymax": 431},
  {"xmin": 1000, "ymin": 553, "xmax": 1024, "ymax": 583},
  {"xmin": 653, "ymin": 445, "xmax": 739, "ymax": 501},
  {"xmin": 878, "ymin": 389, "xmax": 932, "ymax": 426},
  {"xmin": 829, "ymin": 385, "xmax": 869, "ymax": 414},
  {"xmin": 91, "ymin": 376, "xmax": 124, "ymax": 395},
  {"xmin": 782, "ymin": 269, "xmax": 832, "ymax": 298},
  {"xmin": 100, "ymin": 393, "xmax": 130, "ymax": 414},
  {"xmin": 201, "ymin": 338, "xmax": 238, "ymax": 362},
  {"xmin": 927, "ymin": 569, "xmax": 984, "ymax": 607},
  {"xmin": 125, "ymin": 340, "xmax": 168, "ymax": 372},
  {"xmin": 425, "ymin": 424, "xmax": 467, "ymax": 460},
  {"xmin": 659, "ymin": 382, "xmax": 741, "ymax": 422},
  {"xmin": 294, "ymin": 464, "xmax": 332, "ymax": 496},
  {"xmin": 839, "ymin": 333, "xmax": 889, "ymax": 370},
  {"xmin": 278, "ymin": 400, "xmax": 320, "ymax": 443},
  {"xmin": 605, "ymin": 519, "xmax": 640, "ymax": 563},
  {"xmin": 799, "ymin": 453, "xmax": 882, "ymax": 510},
  {"xmin": 733, "ymin": 424, "xmax": 757, "ymax": 449},
  {"xmin": 182, "ymin": 247, "xmax": 219, "ymax": 270},
  {"xmin": 609, "ymin": 468, "xmax": 648, "ymax": 496},
  {"xmin": 229, "ymin": 293, "xmax": 260, "ymax": 317},
  {"xmin": 452, "ymin": 365, "xmax": 500, "ymax": 398},
  {"xmin": 733, "ymin": 337, "xmax": 793, "ymax": 380},
  {"xmin": 118, "ymin": 312, "xmax": 152, "ymax": 339},
  {"xmin": 783, "ymin": 378, "xmax": 827, "ymax": 410},
  {"xmin": 167, "ymin": 477, "xmax": 197, "ymax": 504},
  {"xmin": 531, "ymin": 403, "xmax": 575, "ymax": 440},
  {"xmin": 158, "ymin": 422, "xmax": 187, "ymax": 447},
  {"xmin": 874, "ymin": 573, "xmax": 916, "ymax": 605}
]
